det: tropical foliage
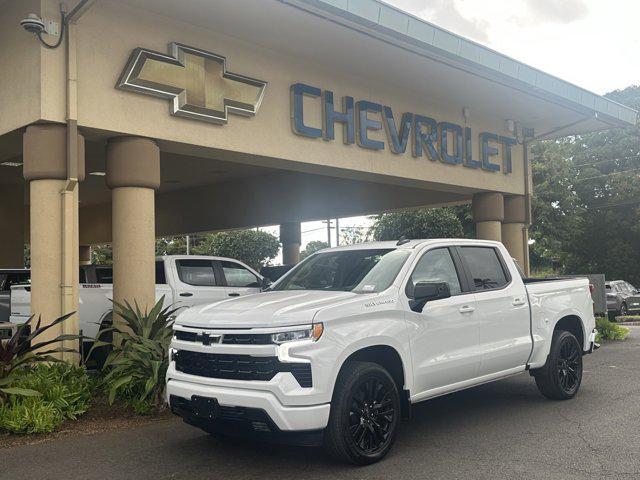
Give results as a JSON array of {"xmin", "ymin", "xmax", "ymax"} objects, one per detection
[
  {"xmin": 595, "ymin": 316, "xmax": 630, "ymax": 342},
  {"xmin": 0, "ymin": 313, "xmax": 79, "ymax": 401},
  {"xmin": 91, "ymin": 297, "xmax": 178, "ymax": 414},
  {"xmin": 300, "ymin": 240, "xmax": 329, "ymax": 260},
  {"xmin": 0, "ymin": 363, "xmax": 92, "ymax": 434}
]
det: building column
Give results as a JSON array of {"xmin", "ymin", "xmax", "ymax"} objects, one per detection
[
  {"xmin": 23, "ymin": 125, "xmax": 85, "ymax": 356},
  {"xmin": 502, "ymin": 195, "xmax": 530, "ymax": 275},
  {"xmin": 280, "ymin": 222, "xmax": 301, "ymax": 265},
  {"xmin": 472, "ymin": 192, "xmax": 504, "ymax": 242},
  {"xmin": 0, "ymin": 183, "xmax": 25, "ymax": 268},
  {"xmin": 79, "ymin": 245, "xmax": 92, "ymax": 266},
  {"xmin": 106, "ymin": 137, "xmax": 160, "ymax": 315}
]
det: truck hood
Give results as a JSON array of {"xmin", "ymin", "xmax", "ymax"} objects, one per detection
[{"xmin": 175, "ymin": 290, "xmax": 366, "ymax": 328}]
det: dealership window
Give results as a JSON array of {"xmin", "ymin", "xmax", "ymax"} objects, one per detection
[
  {"xmin": 460, "ymin": 247, "xmax": 508, "ymax": 290},
  {"xmin": 221, "ymin": 261, "xmax": 260, "ymax": 288},
  {"xmin": 95, "ymin": 267, "xmax": 113, "ymax": 284},
  {"xmin": 176, "ymin": 260, "xmax": 217, "ymax": 286},
  {"xmin": 410, "ymin": 248, "xmax": 462, "ymax": 295}
]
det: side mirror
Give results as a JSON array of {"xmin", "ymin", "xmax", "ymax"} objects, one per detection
[
  {"xmin": 260, "ymin": 277, "xmax": 273, "ymax": 291},
  {"xmin": 409, "ymin": 281, "xmax": 451, "ymax": 312}
]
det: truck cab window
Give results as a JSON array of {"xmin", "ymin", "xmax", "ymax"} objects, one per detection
[
  {"xmin": 410, "ymin": 248, "xmax": 461, "ymax": 295},
  {"xmin": 221, "ymin": 261, "xmax": 260, "ymax": 288},
  {"xmin": 155, "ymin": 261, "xmax": 167, "ymax": 284},
  {"xmin": 460, "ymin": 247, "xmax": 508, "ymax": 290},
  {"xmin": 177, "ymin": 260, "xmax": 217, "ymax": 286}
]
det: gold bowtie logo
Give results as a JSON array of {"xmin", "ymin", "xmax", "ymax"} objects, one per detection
[{"xmin": 116, "ymin": 43, "xmax": 267, "ymax": 124}]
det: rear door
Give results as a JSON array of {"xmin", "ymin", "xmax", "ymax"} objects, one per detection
[
  {"xmin": 217, "ymin": 260, "xmax": 262, "ymax": 298},
  {"xmin": 404, "ymin": 246, "xmax": 481, "ymax": 396},
  {"xmin": 172, "ymin": 259, "xmax": 228, "ymax": 307},
  {"xmin": 457, "ymin": 246, "xmax": 531, "ymax": 376}
]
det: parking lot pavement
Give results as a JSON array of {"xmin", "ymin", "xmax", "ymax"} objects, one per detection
[{"xmin": 3, "ymin": 328, "xmax": 640, "ymax": 480}]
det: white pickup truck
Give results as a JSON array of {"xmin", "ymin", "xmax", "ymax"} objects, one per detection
[
  {"xmin": 166, "ymin": 239, "xmax": 597, "ymax": 464},
  {"xmin": 8, "ymin": 256, "xmax": 263, "ymax": 360}
]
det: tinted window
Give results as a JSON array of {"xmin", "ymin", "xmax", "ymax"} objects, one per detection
[
  {"xmin": 411, "ymin": 248, "xmax": 462, "ymax": 295},
  {"xmin": 96, "ymin": 268, "xmax": 113, "ymax": 284},
  {"xmin": 460, "ymin": 247, "xmax": 508, "ymax": 290},
  {"xmin": 155, "ymin": 261, "xmax": 167, "ymax": 284},
  {"xmin": 79, "ymin": 268, "xmax": 87, "ymax": 284},
  {"xmin": 274, "ymin": 249, "xmax": 410, "ymax": 293},
  {"xmin": 177, "ymin": 260, "xmax": 216, "ymax": 286},
  {"xmin": 221, "ymin": 261, "xmax": 260, "ymax": 288}
]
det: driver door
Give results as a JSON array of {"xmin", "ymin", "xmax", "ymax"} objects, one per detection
[{"xmin": 404, "ymin": 247, "xmax": 481, "ymax": 397}]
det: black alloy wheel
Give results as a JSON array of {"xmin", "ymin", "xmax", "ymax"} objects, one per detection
[
  {"xmin": 348, "ymin": 377, "xmax": 396, "ymax": 455},
  {"xmin": 534, "ymin": 330, "xmax": 583, "ymax": 400},
  {"xmin": 556, "ymin": 335, "xmax": 582, "ymax": 394},
  {"xmin": 323, "ymin": 361, "xmax": 400, "ymax": 464}
]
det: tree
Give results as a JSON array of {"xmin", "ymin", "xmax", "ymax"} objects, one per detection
[
  {"xmin": 155, "ymin": 236, "xmax": 189, "ymax": 256},
  {"xmin": 192, "ymin": 230, "xmax": 280, "ymax": 270},
  {"xmin": 530, "ymin": 85, "xmax": 640, "ymax": 283},
  {"xmin": 339, "ymin": 226, "xmax": 369, "ymax": 246},
  {"xmin": 91, "ymin": 245, "xmax": 112, "ymax": 265},
  {"xmin": 370, "ymin": 208, "xmax": 464, "ymax": 241},
  {"xmin": 300, "ymin": 241, "xmax": 329, "ymax": 260}
]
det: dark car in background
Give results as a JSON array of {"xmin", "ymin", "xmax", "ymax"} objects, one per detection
[{"xmin": 606, "ymin": 280, "xmax": 640, "ymax": 318}]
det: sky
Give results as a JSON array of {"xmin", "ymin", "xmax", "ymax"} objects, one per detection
[
  {"xmin": 386, "ymin": 0, "xmax": 639, "ymax": 95},
  {"xmin": 265, "ymin": 0, "xmax": 640, "ymax": 263}
]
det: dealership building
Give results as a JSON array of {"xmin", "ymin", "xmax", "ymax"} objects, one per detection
[{"xmin": 0, "ymin": 0, "xmax": 637, "ymax": 349}]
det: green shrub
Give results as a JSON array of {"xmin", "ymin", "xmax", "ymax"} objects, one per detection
[
  {"xmin": 595, "ymin": 317, "xmax": 630, "ymax": 342},
  {"xmin": 0, "ymin": 312, "xmax": 80, "ymax": 401},
  {"xmin": 91, "ymin": 297, "xmax": 179, "ymax": 414},
  {"xmin": 0, "ymin": 363, "xmax": 92, "ymax": 434},
  {"xmin": 614, "ymin": 315, "xmax": 640, "ymax": 323}
]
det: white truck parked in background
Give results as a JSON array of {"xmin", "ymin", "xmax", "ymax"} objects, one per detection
[
  {"xmin": 166, "ymin": 239, "xmax": 597, "ymax": 464},
  {"xmin": 7, "ymin": 256, "xmax": 263, "ymax": 360}
]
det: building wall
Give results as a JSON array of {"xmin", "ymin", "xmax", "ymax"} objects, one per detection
[{"xmin": 35, "ymin": 0, "xmax": 525, "ymax": 196}]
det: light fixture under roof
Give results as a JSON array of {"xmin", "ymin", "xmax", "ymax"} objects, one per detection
[
  {"xmin": 89, "ymin": 171, "xmax": 106, "ymax": 176},
  {"xmin": 1, "ymin": 161, "xmax": 22, "ymax": 167}
]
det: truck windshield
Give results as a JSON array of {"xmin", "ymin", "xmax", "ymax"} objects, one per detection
[{"xmin": 274, "ymin": 249, "xmax": 410, "ymax": 293}]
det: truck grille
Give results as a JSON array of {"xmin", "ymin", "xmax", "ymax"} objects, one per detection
[
  {"xmin": 174, "ymin": 331, "xmax": 272, "ymax": 345},
  {"xmin": 173, "ymin": 350, "xmax": 312, "ymax": 387}
]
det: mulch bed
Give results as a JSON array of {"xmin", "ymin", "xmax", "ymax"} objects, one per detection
[{"xmin": 0, "ymin": 396, "xmax": 173, "ymax": 449}]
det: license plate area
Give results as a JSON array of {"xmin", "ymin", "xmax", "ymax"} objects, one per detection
[{"xmin": 191, "ymin": 395, "xmax": 219, "ymax": 420}]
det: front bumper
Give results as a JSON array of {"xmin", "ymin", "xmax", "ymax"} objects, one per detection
[{"xmin": 166, "ymin": 378, "xmax": 330, "ymax": 433}]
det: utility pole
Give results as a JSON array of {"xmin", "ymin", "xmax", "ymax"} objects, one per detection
[
  {"xmin": 335, "ymin": 218, "xmax": 340, "ymax": 246},
  {"xmin": 186, "ymin": 235, "xmax": 190, "ymax": 255},
  {"xmin": 326, "ymin": 219, "xmax": 331, "ymax": 247}
]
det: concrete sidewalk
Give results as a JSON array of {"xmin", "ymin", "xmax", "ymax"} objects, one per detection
[{"xmin": 3, "ymin": 328, "xmax": 640, "ymax": 480}]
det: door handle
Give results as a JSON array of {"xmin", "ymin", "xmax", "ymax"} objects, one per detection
[
  {"xmin": 512, "ymin": 298, "xmax": 526, "ymax": 306},
  {"xmin": 179, "ymin": 292, "xmax": 193, "ymax": 297},
  {"xmin": 228, "ymin": 292, "xmax": 240, "ymax": 297},
  {"xmin": 459, "ymin": 305, "xmax": 475, "ymax": 313}
]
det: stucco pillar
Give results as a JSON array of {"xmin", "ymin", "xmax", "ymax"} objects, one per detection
[
  {"xmin": 79, "ymin": 245, "xmax": 92, "ymax": 266},
  {"xmin": 106, "ymin": 137, "xmax": 160, "ymax": 315},
  {"xmin": 472, "ymin": 192, "xmax": 504, "ymax": 242},
  {"xmin": 280, "ymin": 222, "xmax": 301, "ymax": 264},
  {"xmin": 0, "ymin": 183, "xmax": 25, "ymax": 268},
  {"xmin": 23, "ymin": 125, "xmax": 84, "ymax": 357},
  {"xmin": 502, "ymin": 195, "xmax": 529, "ymax": 274}
]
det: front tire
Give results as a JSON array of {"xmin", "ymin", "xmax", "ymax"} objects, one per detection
[
  {"xmin": 323, "ymin": 361, "xmax": 400, "ymax": 465},
  {"xmin": 534, "ymin": 330, "xmax": 583, "ymax": 400}
]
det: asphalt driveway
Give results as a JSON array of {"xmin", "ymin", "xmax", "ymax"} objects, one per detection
[{"xmin": 3, "ymin": 327, "xmax": 640, "ymax": 480}]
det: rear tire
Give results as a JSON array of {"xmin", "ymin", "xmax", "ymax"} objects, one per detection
[
  {"xmin": 323, "ymin": 361, "xmax": 400, "ymax": 465},
  {"xmin": 534, "ymin": 330, "xmax": 583, "ymax": 400}
]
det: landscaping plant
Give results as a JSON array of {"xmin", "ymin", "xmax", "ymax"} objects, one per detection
[
  {"xmin": 0, "ymin": 312, "xmax": 79, "ymax": 401},
  {"xmin": 595, "ymin": 316, "xmax": 630, "ymax": 342},
  {"xmin": 91, "ymin": 297, "xmax": 179, "ymax": 414},
  {"xmin": 0, "ymin": 363, "xmax": 92, "ymax": 434}
]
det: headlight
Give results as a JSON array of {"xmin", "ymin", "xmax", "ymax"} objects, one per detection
[{"xmin": 271, "ymin": 323, "xmax": 324, "ymax": 344}]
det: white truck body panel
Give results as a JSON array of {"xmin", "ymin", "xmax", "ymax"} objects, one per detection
[
  {"xmin": 166, "ymin": 239, "xmax": 596, "ymax": 433},
  {"xmin": 8, "ymin": 255, "xmax": 262, "ymax": 340}
]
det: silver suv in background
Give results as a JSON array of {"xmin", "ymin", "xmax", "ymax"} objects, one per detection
[
  {"xmin": 606, "ymin": 280, "xmax": 640, "ymax": 317},
  {"xmin": 0, "ymin": 269, "xmax": 30, "ymax": 327}
]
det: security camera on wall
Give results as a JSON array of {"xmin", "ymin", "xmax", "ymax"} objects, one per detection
[{"xmin": 20, "ymin": 13, "xmax": 46, "ymax": 34}]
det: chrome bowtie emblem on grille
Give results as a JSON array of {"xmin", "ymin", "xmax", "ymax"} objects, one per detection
[
  {"xmin": 116, "ymin": 43, "xmax": 267, "ymax": 124},
  {"xmin": 200, "ymin": 333, "xmax": 222, "ymax": 346}
]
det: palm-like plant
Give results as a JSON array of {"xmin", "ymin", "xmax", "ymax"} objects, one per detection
[
  {"xmin": 90, "ymin": 297, "xmax": 180, "ymax": 412},
  {"xmin": 0, "ymin": 313, "xmax": 80, "ymax": 402}
]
